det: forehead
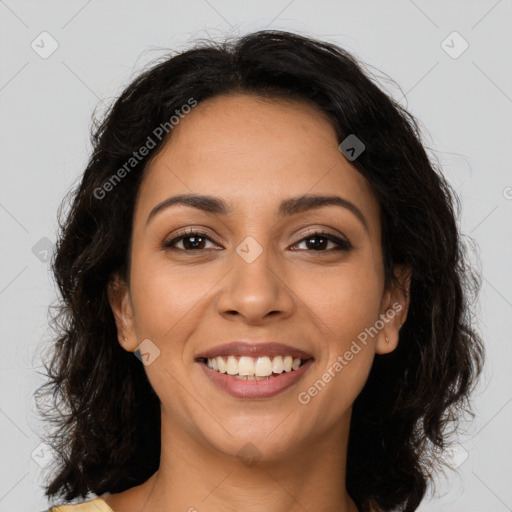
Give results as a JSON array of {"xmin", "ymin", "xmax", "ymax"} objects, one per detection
[{"xmin": 135, "ymin": 93, "xmax": 380, "ymax": 234}]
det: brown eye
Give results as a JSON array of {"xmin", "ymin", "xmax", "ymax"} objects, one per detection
[
  {"xmin": 163, "ymin": 229, "xmax": 352, "ymax": 253},
  {"xmin": 163, "ymin": 230, "xmax": 219, "ymax": 251},
  {"xmin": 291, "ymin": 231, "xmax": 352, "ymax": 252}
]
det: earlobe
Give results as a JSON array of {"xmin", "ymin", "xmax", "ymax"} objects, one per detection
[
  {"xmin": 107, "ymin": 273, "xmax": 137, "ymax": 352},
  {"xmin": 376, "ymin": 264, "xmax": 411, "ymax": 355}
]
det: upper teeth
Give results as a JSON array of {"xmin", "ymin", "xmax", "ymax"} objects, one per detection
[{"xmin": 207, "ymin": 355, "xmax": 302, "ymax": 376}]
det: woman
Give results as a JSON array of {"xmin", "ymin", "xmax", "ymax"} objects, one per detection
[{"xmin": 37, "ymin": 30, "xmax": 484, "ymax": 512}]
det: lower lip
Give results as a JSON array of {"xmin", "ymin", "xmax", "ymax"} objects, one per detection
[{"xmin": 197, "ymin": 359, "xmax": 314, "ymax": 399}]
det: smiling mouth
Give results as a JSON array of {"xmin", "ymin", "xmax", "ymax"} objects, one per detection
[{"xmin": 197, "ymin": 355, "xmax": 311, "ymax": 380}]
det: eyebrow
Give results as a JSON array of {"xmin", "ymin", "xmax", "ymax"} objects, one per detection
[{"xmin": 146, "ymin": 193, "xmax": 369, "ymax": 232}]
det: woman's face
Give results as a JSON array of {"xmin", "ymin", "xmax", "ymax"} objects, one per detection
[{"xmin": 110, "ymin": 93, "xmax": 408, "ymax": 461}]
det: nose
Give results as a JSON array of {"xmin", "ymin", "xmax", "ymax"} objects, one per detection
[{"xmin": 216, "ymin": 242, "xmax": 296, "ymax": 325}]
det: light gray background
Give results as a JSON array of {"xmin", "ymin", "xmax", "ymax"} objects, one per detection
[{"xmin": 1, "ymin": 1, "xmax": 511, "ymax": 511}]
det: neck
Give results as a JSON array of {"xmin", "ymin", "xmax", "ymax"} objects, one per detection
[{"xmin": 136, "ymin": 409, "xmax": 359, "ymax": 512}]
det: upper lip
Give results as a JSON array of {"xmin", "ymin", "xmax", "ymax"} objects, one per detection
[{"xmin": 195, "ymin": 341, "xmax": 314, "ymax": 360}]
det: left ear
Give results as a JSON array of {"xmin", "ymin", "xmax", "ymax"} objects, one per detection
[
  {"xmin": 107, "ymin": 272, "xmax": 139, "ymax": 353},
  {"xmin": 375, "ymin": 264, "xmax": 411, "ymax": 355}
]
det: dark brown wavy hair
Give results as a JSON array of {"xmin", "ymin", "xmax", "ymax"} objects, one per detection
[{"xmin": 35, "ymin": 29, "xmax": 484, "ymax": 512}]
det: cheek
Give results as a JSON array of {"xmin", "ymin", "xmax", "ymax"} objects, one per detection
[
  {"xmin": 295, "ymin": 260, "xmax": 383, "ymax": 396},
  {"xmin": 297, "ymin": 261, "xmax": 384, "ymax": 339},
  {"xmin": 297, "ymin": 278, "xmax": 381, "ymax": 417},
  {"xmin": 129, "ymin": 254, "xmax": 209, "ymax": 340},
  {"xmin": 128, "ymin": 257, "xmax": 208, "ymax": 405}
]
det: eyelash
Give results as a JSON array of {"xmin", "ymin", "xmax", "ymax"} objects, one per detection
[{"xmin": 163, "ymin": 229, "xmax": 352, "ymax": 253}]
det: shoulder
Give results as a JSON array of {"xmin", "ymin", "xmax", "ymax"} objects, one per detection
[{"xmin": 47, "ymin": 497, "xmax": 114, "ymax": 512}]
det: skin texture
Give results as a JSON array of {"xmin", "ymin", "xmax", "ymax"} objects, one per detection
[{"xmin": 106, "ymin": 93, "xmax": 410, "ymax": 512}]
